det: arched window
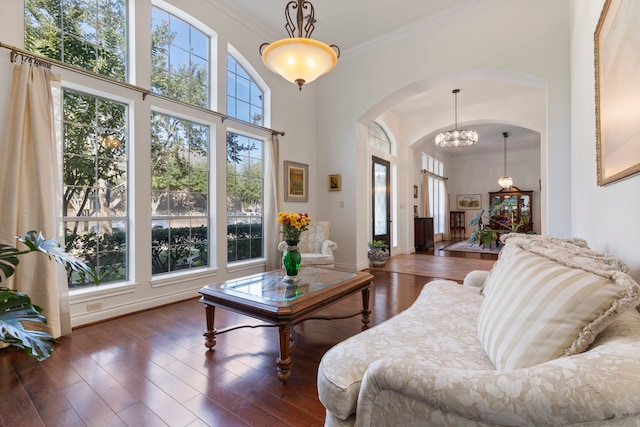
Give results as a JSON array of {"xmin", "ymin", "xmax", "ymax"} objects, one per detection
[
  {"xmin": 227, "ymin": 55, "xmax": 264, "ymax": 126},
  {"xmin": 151, "ymin": 6, "xmax": 210, "ymax": 107},
  {"xmin": 368, "ymin": 122, "xmax": 392, "ymax": 154}
]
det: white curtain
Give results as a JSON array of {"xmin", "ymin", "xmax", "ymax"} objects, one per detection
[
  {"xmin": 264, "ymin": 134, "xmax": 282, "ymax": 270},
  {"xmin": 420, "ymin": 170, "xmax": 430, "ymax": 218},
  {"xmin": 0, "ymin": 63, "xmax": 69, "ymax": 337},
  {"xmin": 444, "ymin": 178, "xmax": 451, "ymax": 240}
]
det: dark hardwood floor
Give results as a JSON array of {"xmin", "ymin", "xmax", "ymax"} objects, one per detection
[{"xmin": 0, "ymin": 250, "xmax": 495, "ymax": 427}]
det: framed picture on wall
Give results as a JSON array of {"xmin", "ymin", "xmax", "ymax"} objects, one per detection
[
  {"xmin": 595, "ymin": 0, "xmax": 640, "ymax": 185},
  {"xmin": 456, "ymin": 194, "xmax": 481, "ymax": 210},
  {"xmin": 328, "ymin": 174, "xmax": 341, "ymax": 191},
  {"xmin": 284, "ymin": 160, "xmax": 309, "ymax": 202}
]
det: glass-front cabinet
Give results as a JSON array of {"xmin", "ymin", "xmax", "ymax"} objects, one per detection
[{"xmin": 489, "ymin": 187, "xmax": 533, "ymax": 234}]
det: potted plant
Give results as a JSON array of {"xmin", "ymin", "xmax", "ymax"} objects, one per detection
[
  {"xmin": 368, "ymin": 240, "xmax": 390, "ymax": 267},
  {"xmin": 467, "ymin": 199, "xmax": 530, "ymax": 248},
  {"xmin": 0, "ymin": 231, "xmax": 98, "ymax": 361}
]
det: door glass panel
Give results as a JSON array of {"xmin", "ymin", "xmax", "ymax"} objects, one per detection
[{"xmin": 374, "ymin": 163, "xmax": 388, "ymax": 235}]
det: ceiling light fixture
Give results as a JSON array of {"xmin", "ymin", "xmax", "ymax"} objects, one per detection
[
  {"xmin": 435, "ymin": 89, "xmax": 478, "ymax": 148},
  {"xmin": 259, "ymin": 0, "xmax": 340, "ymax": 91},
  {"xmin": 498, "ymin": 131, "xmax": 513, "ymax": 189}
]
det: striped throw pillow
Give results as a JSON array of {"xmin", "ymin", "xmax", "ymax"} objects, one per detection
[{"xmin": 478, "ymin": 241, "xmax": 640, "ymax": 370}]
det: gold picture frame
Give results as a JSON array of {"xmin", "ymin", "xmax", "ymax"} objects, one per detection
[
  {"xmin": 328, "ymin": 174, "xmax": 341, "ymax": 191},
  {"xmin": 284, "ymin": 160, "xmax": 308, "ymax": 202},
  {"xmin": 456, "ymin": 194, "xmax": 481, "ymax": 210},
  {"xmin": 595, "ymin": 0, "xmax": 640, "ymax": 185}
]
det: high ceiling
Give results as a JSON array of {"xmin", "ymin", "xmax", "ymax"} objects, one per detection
[
  {"xmin": 212, "ymin": 0, "xmax": 541, "ymax": 155},
  {"xmin": 212, "ymin": 0, "xmax": 483, "ymax": 53}
]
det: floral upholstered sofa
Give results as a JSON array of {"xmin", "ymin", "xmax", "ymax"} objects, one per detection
[{"xmin": 317, "ymin": 234, "xmax": 640, "ymax": 426}]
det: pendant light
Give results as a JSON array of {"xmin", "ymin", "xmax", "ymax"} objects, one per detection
[
  {"xmin": 259, "ymin": 0, "xmax": 340, "ymax": 91},
  {"xmin": 498, "ymin": 132, "xmax": 513, "ymax": 189},
  {"xmin": 435, "ymin": 89, "xmax": 478, "ymax": 148}
]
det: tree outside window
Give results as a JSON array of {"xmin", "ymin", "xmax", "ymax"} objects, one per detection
[
  {"xmin": 150, "ymin": 113, "xmax": 209, "ymax": 275},
  {"xmin": 151, "ymin": 6, "xmax": 209, "ymax": 108},
  {"xmin": 227, "ymin": 133, "xmax": 263, "ymax": 262}
]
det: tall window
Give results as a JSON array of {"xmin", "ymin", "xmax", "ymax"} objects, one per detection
[
  {"xmin": 25, "ymin": 0, "xmax": 127, "ymax": 80},
  {"xmin": 227, "ymin": 55, "xmax": 263, "ymax": 125},
  {"xmin": 151, "ymin": 6, "xmax": 209, "ymax": 107},
  {"xmin": 150, "ymin": 113, "xmax": 209, "ymax": 275},
  {"xmin": 368, "ymin": 122, "xmax": 391, "ymax": 154},
  {"xmin": 63, "ymin": 90, "xmax": 128, "ymax": 287},
  {"xmin": 226, "ymin": 133, "xmax": 263, "ymax": 262},
  {"xmin": 25, "ymin": 2, "xmax": 270, "ymax": 293},
  {"xmin": 423, "ymin": 154, "xmax": 446, "ymax": 235}
]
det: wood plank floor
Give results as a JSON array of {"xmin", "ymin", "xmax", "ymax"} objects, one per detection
[{"xmin": 0, "ymin": 250, "xmax": 495, "ymax": 427}]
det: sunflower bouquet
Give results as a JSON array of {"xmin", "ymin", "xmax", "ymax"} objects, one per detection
[{"xmin": 278, "ymin": 212, "xmax": 312, "ymax": 244}]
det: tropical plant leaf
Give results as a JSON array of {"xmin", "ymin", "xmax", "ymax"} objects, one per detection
[
  {"xmin": 0, "ymin": 243, "xmax": 19, "ymax": 281},
  {"xmin": 17, "ymin": 231, "xmax": 99, "ymax": 285},
  {"xmin": 0, "ymin": 287, "xmax": 54, "ymax": 361}
]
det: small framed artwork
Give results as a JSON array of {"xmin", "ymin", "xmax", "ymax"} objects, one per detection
[
  {"xmin": 456, "ymin": 194, "xmax": 481, "ymax": 210},
  {"xmin": 328, "ymin": 174, "xmax": 341, "ymax": 191},
  {"xmin": 284, "ymin": 160, "xmax": 309, "ymax": 202},
  {"xmin": 413, "ymin": 185, "xmax": 418, "ymax": 198},
  {"xmin": 595, "ymin": 0, "xmax": 640, "ymax": 185}
]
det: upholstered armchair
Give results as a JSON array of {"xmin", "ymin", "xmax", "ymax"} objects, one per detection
[{"xmin": 278, "ymin": 221, "xmax": 338, "ymax": 268}]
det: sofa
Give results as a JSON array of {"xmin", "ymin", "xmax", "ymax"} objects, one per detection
[
  {"xmin": 317, "ymin": 234, "xmax": 640, "ymax": 426},
  {"xmin": 278, "ymin": 220, "xmax": 337, "ymax": 268}
]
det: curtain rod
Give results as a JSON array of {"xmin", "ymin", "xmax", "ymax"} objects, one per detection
[
  {"xmin": 421, "ymin": 169, "xmax": 448, "ymax": 179},
  {"xmin": 0, "ymin": 42, "xmax": 285, "ymax": 137}
]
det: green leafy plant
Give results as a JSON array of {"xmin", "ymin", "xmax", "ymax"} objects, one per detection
[
  {"xmin": 368, "ymin": 240, "xmax": 388, "ymax": 248},
  {"xmin": 467, "ymin": 200, "xmax": 531, "ymax": 247},
  {"xmin": 0, "ymin": 231, "xmax": 98, "ymax": 360}
]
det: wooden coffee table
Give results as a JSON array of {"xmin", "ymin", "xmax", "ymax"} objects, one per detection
[{"xmin": 199, "ymin": 267, "xmax": 374, "ymax": 382}]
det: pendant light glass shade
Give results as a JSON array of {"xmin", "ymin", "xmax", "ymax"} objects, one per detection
[
  {"xmin": 435, "ymin": 89, "xmax": 478, "ymax": 148},
  {"xmin": 260, "ymin": 0, "xmax": 340, "ymax": 91}
]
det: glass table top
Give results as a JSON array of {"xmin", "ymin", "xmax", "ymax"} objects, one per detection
[{"xmin": 216, "ymin": 267, "xmax": 357, "ymax": 302}]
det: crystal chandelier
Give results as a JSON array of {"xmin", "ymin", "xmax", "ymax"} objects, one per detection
[
  {"xmin": 435, "ymin": 89, "xmax": 478, "ymax": 148},
  {"xmin": 259, "ymin": 0, "xmax": 340, "ymax": 91},
  {"xmin": 498, "ymin": 132, "xmax": 513, "ymax": 189}
]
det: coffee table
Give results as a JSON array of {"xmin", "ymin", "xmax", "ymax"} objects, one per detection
[{"xmin": 199, "ymin": 267, "xmax": 374, "ymax": 382}]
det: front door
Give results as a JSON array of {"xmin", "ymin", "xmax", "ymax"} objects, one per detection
[{"xmin": 372, "ymin": 156, "xmax": 391, "ymax": 247}]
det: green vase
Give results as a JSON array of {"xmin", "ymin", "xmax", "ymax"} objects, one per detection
[{"xmin": 282, "ymin": 244, "xmax": 302, "ymax": 283}]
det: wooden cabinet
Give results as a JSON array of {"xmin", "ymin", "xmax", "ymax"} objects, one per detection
[
  {"xmin": 488, "ymin": 187, "xmax": 533, "ymax": 233},
  {"xmin": 449, "ymin": 211, "xmax": 465, "ymax": 239},
  {"xmin": 414, "ymin": 217, "xmax": 434, "ymax": 251}
]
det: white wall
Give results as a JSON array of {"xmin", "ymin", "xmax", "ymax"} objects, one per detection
[
  {"xmin": 570, "ymin": 1, "xmax": 640, "ymax": 280},
  {"xmin": 315, "ymin": 0, "xmax": 571, "ymax": 270},
  {"xmin": 444, "ymin": 145, "xmax": 541, "ymax": 237}
]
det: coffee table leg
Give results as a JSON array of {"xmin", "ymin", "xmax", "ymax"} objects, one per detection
[
  {"xmin": 361, "ymin": 287, "xmax": 371, "ymax": 330},
  {"xmin": 203, "ymin": 304, "xmax": 217, "ymax": 349},
  {"xmin": 276, "ymin": 324, "xmax": 293, "ymax": 382}
]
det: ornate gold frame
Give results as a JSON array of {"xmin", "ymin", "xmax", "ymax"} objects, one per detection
[
  {"xmin": 284, "ymin": 160, "xmax": 308, "ymax": 202},
  {"xmin": 595, "ymin": 0, "xmax": 640, "ymax": 185}
]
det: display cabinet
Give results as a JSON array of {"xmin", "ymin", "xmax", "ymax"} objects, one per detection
[
  {"xmin": 488, "ymin": 187, "xmax": 533, "ymax": 233},
  {"xmin": 449, "ymin": 211, "xmax": 465, "ymax": 239}
]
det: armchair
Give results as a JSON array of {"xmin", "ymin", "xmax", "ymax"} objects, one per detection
[{"xmin": 278, "ymin": 220, "xmax": 337, "ymax": 268}]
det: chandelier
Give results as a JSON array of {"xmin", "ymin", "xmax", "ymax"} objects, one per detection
[
  {"xmin": 259, "ymin": 0, "xmax": 340, "ymax": 91},
  {"xmin": 498, "ymin": 132, "xmax": 513, "ymax": 189},
  {"xmin": 435, "ymin": 89, "xmax": 478, "ymax": 148}
]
